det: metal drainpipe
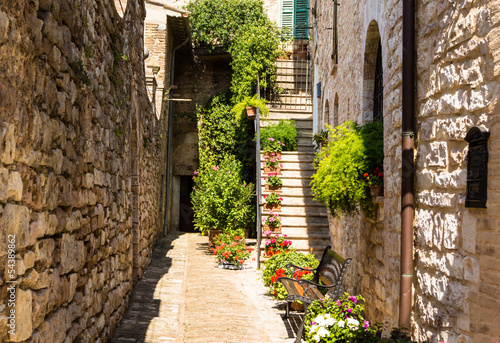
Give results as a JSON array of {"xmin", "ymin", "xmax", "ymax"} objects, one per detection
[
  {"xmin": 400, "ymin": 0, "xmax": 415, "ymax": 330},
  {"xmin": 163, "ymin": 16, "xmax": 190, "ymax": 236}
]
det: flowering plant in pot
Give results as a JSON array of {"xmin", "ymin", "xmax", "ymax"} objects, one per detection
[
  {"xmin": 363, "ymin": 166, "xmax": 384, "ymax": 197},
  {"xmin": 262, "ymin": 251, "xmax": 318, "ymax": 300},
  {"xmin": 264, "ymin": 172, "xmax": 283, "ymax": 191},
  {"xmin": 262, "ymin": 137, "xmax": 286, "ymax": 154},
  {"xmin": 263, "ymin": 231, "xmax": 293, "ymax": 257},
  {"xmin": 263, "ymin": 154, "xmax": 282, "ymax": 168},
  {"xmin": 263, "ymin": 192, "xmax": 283, "ymax": 211},
  {"xmin": 263, "ymin": 211, "xmax": 281, "ymax": 228},
  {"xmin": 210, "ymin": 229, "xmax": 254, "ymax": 268},
  {"xmin": 304, "ymin": 293, "xmax": 372, "ymax": 343}
]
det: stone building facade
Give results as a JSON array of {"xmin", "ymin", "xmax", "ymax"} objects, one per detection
[
  {"xmin": 0, "ymin": 0, "xmax": 169, "ymax": 341},
  {"xmin": 311, "ymin": 0, "xmax": 500, "ymax": 342}
]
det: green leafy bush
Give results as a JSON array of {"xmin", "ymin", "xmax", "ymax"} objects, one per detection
[
  {"xmin": 311, "ymin": 121, "xmax": 383, "ymax": 217},
  {"xmin": 263, "ymin": 192, "xmax": 282, "ymax": 206},
  {"xmin": 265, "ymin": 172, "xmax": 282, "ymax": 187},
  {"xmin": 197, "ymin": 90, "xmax": 251, "ymax": 170},
  {"xmin": 230, "ymin": 24, "xmax": 282, "ymax": 102},
  {"xmin": 262, "ymin": 251, "xmax": 318, "ymax": 300},
  {"xmin": 260, "ymin": 119, "xmax": 298, "ymax": 151},
  {"xmin": 191, "ymin": 156, "xmax": 255, "ymax": 234},
  {"xmin": 231, "ymin": 95, "xmax": 269, "ymax": 122},
  {"xmin": 186, "ymin": 0, "xmax": 269, "ymax": 51},
  {"xmin": 305, "ymin": 294, "xmax": 372, "ymax": 343}
]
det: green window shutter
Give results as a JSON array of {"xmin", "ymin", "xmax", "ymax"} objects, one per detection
[
  {"xmin": 294, "ymin": 0, "xmax": 309, "ymax": 39},
  {"xmin": 282, "ymin": 0, "xmax": 294, "ymax": 30}
]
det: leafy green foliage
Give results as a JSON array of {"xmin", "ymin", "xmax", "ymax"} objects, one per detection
[
  {"xmin": 262, "ymin": 251, "xmax": 318, "ymax": 300},
  {"xmin": 186, "ymin": 0, "xmax": 268, "ymax": 51},
  {"xmin": 197, "ymin": 91, "xmax": 251, "ymax": 170},
  {"xmin": 231, "ymin": 95, "xmax": 269, "ymax": 122},
  {"xmin": 311, "ymin": 121, "xmax": 383, "ymax": 217},
  {"xmin": 265, "ymin": 173, "xmax": 282, "ymax": 187},
  {"xmin": 191, "ymin": 156, "xmax": 255, "ymax": 234},
  {"xmin": 305, "ymin": 294, "xmax": 372, "ymax": 342},
  {"xmin": 229, "ymin": 24, "xmax": 282, "ymax": 102},
  {"xmin": 260, "ymin": 120, "xmax": 298, "ymax": 151}
]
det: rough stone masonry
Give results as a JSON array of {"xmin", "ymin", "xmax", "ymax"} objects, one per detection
[{"xmin": 0, "ymin": 0, "xmax": 165, "ymax": 341}]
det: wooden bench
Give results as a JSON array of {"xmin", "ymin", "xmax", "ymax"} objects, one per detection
[{"xmin": 277, "ymin": 246, "xmax": 352, "ymax": 343}]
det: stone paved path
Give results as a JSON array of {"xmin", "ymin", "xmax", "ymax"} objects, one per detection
[{"xmin": 111, "ymin": 232, "xmax": 302, "ymax": 343}]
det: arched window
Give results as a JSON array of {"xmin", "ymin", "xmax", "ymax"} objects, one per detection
[
  {"xmin": 324, "ymin": 100, "xmax": 330, "ymax": 128},
  {"xmin": 373, "ymin": 42, "xmax": 383, "ymax": 123}
]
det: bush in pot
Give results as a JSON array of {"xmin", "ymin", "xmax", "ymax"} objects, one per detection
[
  {"xmin": 264, "ymin": 172, "xmax": 283, "ymax": 188},
  {"xmin": 311, "ymin": 120, "xmax": 383, "ymax": 218},
  {"xmin": 191, "ymin": 156, "xmax": 255, "ymax": 235},
  {"xmin": 210, "ymin": 229, "xmax": 254, "ymax": 268},
  {"xmin": 260, "ymin": 119, "xmax": 298, "ymax": 151},
  {"xmin": 231, "ymin": 95, "xmax": 269, "ymax": 122},
  {"xmin": 262, "ymin": 251, "xmax": 318, "ymax": 300}
]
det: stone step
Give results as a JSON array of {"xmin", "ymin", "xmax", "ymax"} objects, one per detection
[
  {"xmin": 261, "ymin": 117, "xmax": 312, "ymax": 128},
  {"xmin": 262, "ymin": 169, "xmax": 315, "ymax": 179},
  {"xmin": 262, "ymin": 205, "xmax": 327, "ymax": 216},
  {"xmin": 276, "ymin": 59, "xmax": 310, "ymax": 69},
  {"xmin": 277, "ymin": 214, "xmax": 328, "ymax": 226},
  {"xmin": 261, "ymin": 152, "xmax": 315, "ymax": 163}
]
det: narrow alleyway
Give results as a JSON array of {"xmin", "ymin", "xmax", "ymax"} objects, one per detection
[{"xmin": 111, "ymin": 232, "xmax": 302, "ymax": 343}]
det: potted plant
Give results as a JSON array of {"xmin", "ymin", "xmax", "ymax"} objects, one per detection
[
  {"xmin": 210, "ymin": 229, "xmax": 254, "ymax": 269},
  {"xmin": 264, "ymin": 172, "xmax": 283, "ymax": 192},
  {"xmin": 263, "ymin": 192, "xmax": 283, "ymax": 211},
  {"xmin": 304, "ymin": 294, "xmax": 372, "ymax": 342},
  {"xmin": 262, "ymin": 251, "xmax": 318, "ymax": 300},
  {"xmin": 363, "ymin": 166, "xmax": 384, "ymax": 197},
  {"xmin": 263, "ymin": 231, "xmax": 293, "ymax": 257},
  {"xmin": 263, "ymin": 211, "xmax": 282, "ymax": 232},
  {"xmin": 260, "ymin": 119, "xmax": 298, "ymax": 151},
  {"xmin": 311, "ymin": 120, "xmax": 383, "ymax": 218},
  {"xmin": 312, "ymin": 129, "xmax": 328, "ymax": 149},
  {"xmin": 262, "ymin": 137, "xmax": 286, "ymax": 157},
  {"xmin": 191, "ymin": 157, "xmax": 255, "ymax": 241},
  {"xmin": 231, "ymin": 95, "xmax": 269, "ymax": 121},
  {"xmin": 263, "ymin": 155, "xmax": 283, "ymax": 174}
]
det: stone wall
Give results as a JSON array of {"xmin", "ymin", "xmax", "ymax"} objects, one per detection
[
  {"xmin": 414, "ymin": 0, "xmax": 500, "ymax": 342},
  {"xmin": 311, "ymin": 0, "xmax": 403, "ymax": 326},
  {"xmin": 0, "ymin": 0, "xmax": 163, "ymax": 341},
  {"xmin": 313, "ymin": 0, "xmax": 500, "ymax": 341}
]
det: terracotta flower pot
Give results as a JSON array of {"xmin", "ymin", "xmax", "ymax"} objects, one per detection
[
  {"xmin": 264, "ymin": 166, "xmax": 281, "ymax": 174},
  {"xmin": 246, "ymin": 106, "xmax": 256, "ymax": 117},
  {"xmin": 264, "ymin": 184, "xmax": 282, "ymax": 193},
  {"xmin": 370, "ymin": 185, "xmax": 384, "ymax": 197},
  {"xmin": 264, "ymin": 203, "xmax": 281, "ymax": 212},
  {"xmin": 263, "ymin": 225, "xmax": 282, "ymax": 233}
]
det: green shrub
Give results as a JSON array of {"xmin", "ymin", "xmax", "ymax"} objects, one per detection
[
  {"xmin": 197, "ymin": 90, "xmax": 251, "ymax": 170},
  {"xmin": 230, "ymin": 24, "xmax": 282, "ymax": 102},
  {"xmin": 262, "ymin": 251, "xmax": 318, "ymax": 300},
  {"xmin": 311, "ymin": 121, "xmax": 383, "ymax": 217},
  {"xmin": 191, "ymin": 156, "xmax": 255, "ymax": 234},
  {"xmin": 231, "ymin": 95, "xmax": 269, "ymax": 122},
  {"xmin": 186, "ymin": 0, "xmax": 269, "ymax": 52},
  {"xmin": 260, "ymin": 119, "xmax": 298, "ymax": 151}
]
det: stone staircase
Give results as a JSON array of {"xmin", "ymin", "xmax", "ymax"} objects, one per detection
[{"xmin": 260, "ymin": 57, "xmax": 330, "ymax": 258}]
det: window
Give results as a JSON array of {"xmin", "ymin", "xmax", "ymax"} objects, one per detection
[
  {"xmin": 281, "ymin": 0, "xmax": 309, "ymax": 39},
  {"xmin": 373, "ymin": 41, "xmax": 383, "ymax": 123},
  {"xmin": 332, "ymin": 0, "xmax": 339, "ymax": 63}
]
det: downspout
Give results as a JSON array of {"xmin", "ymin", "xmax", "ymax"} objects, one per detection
[
  {"xmin": 400, "ymin": 0, "xmax": 415, "ymax": 330},
  {"xmin": 163, "ymin": 15, "xmax": 190, "ymax": 235}
]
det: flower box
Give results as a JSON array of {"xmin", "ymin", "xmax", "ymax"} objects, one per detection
[
  {"xmin": 264, "ymin": 203, "xmax": 281, "ymax": 212},
  {"xmin": 264, "ymin": 166, "xmax": 281, "ymax": 174},
  {"xmin": 370, "ymin": 185, "xmax": 384, "ymax": 197},
  {"xmin": 264, "ymin": 151, "xmax": 281, "ymax": 159},
  {"xmin": 264, "ymin": 184, "xmax": 282, "ymax": 193},
  {"xmin": 263, "ymin": 225, "xmax": 282, "ymax": 233}
]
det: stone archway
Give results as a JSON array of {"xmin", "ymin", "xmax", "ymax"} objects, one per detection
[{"xmin": 362, "ymin": 20, "xmax": 381, "ymax": 123}]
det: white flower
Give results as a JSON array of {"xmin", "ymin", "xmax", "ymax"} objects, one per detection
[
  {"xmin": 313, "ymin": 334, "xmax": 321, "ymax": 342},
  {"xmin": 317, "ymin": 327, "xmax": 330, "ymax": 338},
  {"xmin": 315, "ymin": 315, "xmax": 327, "ymax": 326},
  {"xmin": 337, "ymin": 320, "xmax": 345, "ymax": 328},
  {"xmin": 324, "ymin": 314, "xmax": 336, "ymax": 326},
  {"xmin": 309, "ymin": 324, "xmax": 319, "ymax": 333},
  {"xmin": 346, "ymin": 317, "xmax": 360, "ymax": 330}
]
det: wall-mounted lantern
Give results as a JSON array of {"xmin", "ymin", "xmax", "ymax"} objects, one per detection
[{"xmin": 465, "ymin": 126, "xmax": 490, "ymax": 208}]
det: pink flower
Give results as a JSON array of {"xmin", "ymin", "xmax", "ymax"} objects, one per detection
[
  {"xmin": 271, "ymin": 152, "xmax": 276, "ymax": 156},
  {"xmin": 364, "ymin": 320, "xmax": 369, "ymax": 329},
  {"xmin": 194, "ymin": 170, "xmax": 199, "ymax": 175},
  {"xmin": 263, "ymin": 195, "xmax": 267, "ymax": 199},
  {"xmin": 268, "ymin": 137, "xmax": 275, "ymax": 141},
  {"xmin": 279, "ymin": 198, "xmax": 283, "ymax": 201},
  {"xmin": 212, "ymin": 165, "xmax": 219, "ymax": 171},
  {"xmin": 270, "ymin": 158, "xmax": 275, "ymax": 163},
  {"xmin": 279, "ymin": 163, "xmax": 283, "ymax": 168}
]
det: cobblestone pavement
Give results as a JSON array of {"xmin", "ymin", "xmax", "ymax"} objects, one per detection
[{"xmin": 111, "ymin": 231, "xmax": 303, "ymax": 343}]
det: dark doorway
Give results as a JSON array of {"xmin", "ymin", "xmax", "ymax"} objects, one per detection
[{"xmin": 179, "ymin": 176, "xmax": 195, "ymax": 232}]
